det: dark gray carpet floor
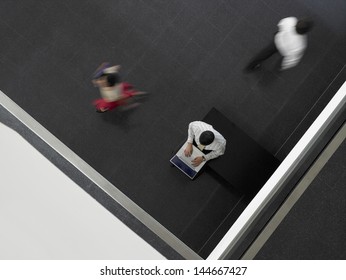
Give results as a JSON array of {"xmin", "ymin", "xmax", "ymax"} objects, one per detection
[{"xmin": 0, "ymin": 0, "xmax": 345, "ymax": 258}]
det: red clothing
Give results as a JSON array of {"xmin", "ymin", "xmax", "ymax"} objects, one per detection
[{"xmin": 93, "ymin": 82, "xmax": 136, "ymax": 111}]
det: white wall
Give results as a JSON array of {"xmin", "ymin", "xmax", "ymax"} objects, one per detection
[{"xmin": 0, "ymin": 123, "xmax": 165, "ymax": 260}]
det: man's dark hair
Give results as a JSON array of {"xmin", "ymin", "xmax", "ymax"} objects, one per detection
[
  {"xmin": 100, "ymin": 73, "xmax": 119, "ymax": 86},
  {"xmin": 199, "ymin": 131, "xmax": 215, "ymax": 146},
  {"xmin": 296, "ymin": 18, "xmax": 314, "ymax": 34}
]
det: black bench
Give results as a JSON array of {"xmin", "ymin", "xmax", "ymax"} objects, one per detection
[{"xmin": 202, "ymin": 108, "xmax": 280, "ymax": 195}]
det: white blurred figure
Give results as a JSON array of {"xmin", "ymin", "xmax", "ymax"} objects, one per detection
[{"xmin": 245, "ymin": 17, "xmax": 314, "ymax": 72}]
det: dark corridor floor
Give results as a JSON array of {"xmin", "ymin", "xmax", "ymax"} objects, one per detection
[{"xmin": 0, "ymin": 0, "xmax": 345, "ymax": 258}]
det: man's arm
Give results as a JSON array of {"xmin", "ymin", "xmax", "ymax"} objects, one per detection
[
  {"xmin": 184, "ymin": 122, "xmax": 196, "ymax": 157},
  {"xmin": 192, "ymin": 140, "xmax": 226, "ymax": 166},
  {"xmin": 187, "ymin": 122, "xmax": 196, "ymax": 143},
  {"xmin": 203, "ymin": 141, "xmax": 226, "ymax": 161},
  {"xmin": 203, "ymin": 150, "xmax": 220, "ymax": 161}
]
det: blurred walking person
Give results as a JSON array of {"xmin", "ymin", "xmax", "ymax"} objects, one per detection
[
  {"xmin": 245, "ymin": 17, "xmax": 313, "ymax": 72},
  {"xmin": 92, "ymin": 63, "xmax": 146, "ymax": 113}
]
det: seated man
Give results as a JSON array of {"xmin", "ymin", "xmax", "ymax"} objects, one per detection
[{"xmin": 184, "ymin": 121, "xmax": 226, "ymax": 167}]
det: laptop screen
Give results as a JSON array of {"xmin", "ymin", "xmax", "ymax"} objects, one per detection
[{"xmin": 170, "ymin": 155, "xmax": 197, "ymax": 179}]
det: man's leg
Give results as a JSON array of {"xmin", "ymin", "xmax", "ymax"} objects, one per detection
[{"xmin": 245, "ymin": 42, "xmax": 278, "ymax": 72}]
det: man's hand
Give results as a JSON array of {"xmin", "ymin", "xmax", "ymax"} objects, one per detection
[
  {"xmin": 184, "ymin": 143, "xmax": 193, "ymax": 157},
  {"xmin": 192, "ymin": 156, "xmax": 204, "ymax": 167}
]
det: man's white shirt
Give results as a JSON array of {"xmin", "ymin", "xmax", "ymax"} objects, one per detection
[
  {"xmin": 187, "ymin": 121, "xmax": 226, "ymax": 161},
  {"xmin": 274, "ymin": 17, "xmax": 307, "ymax": 70}
]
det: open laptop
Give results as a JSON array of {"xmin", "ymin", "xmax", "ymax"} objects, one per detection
[{"xmin": 170, "ymin": 141, "xmax": 206, "ymax": 179}]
